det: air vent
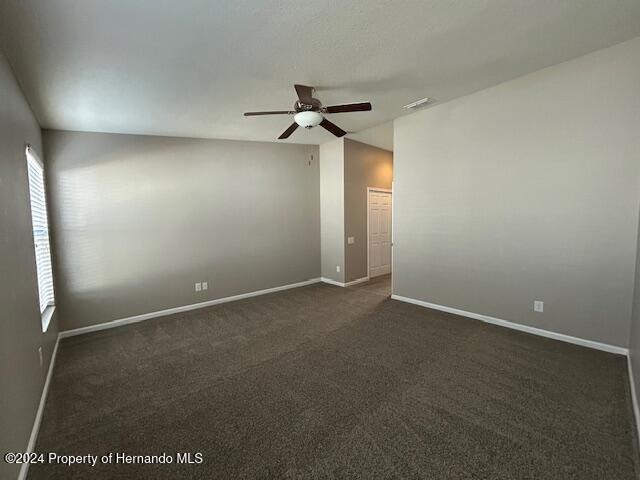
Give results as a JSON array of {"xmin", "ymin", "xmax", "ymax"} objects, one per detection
[{"xmin": 403, "ymin": 97, "xmax": 436, "ymax": 110}]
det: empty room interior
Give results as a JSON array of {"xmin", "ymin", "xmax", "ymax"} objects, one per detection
[{"xmin": 2, "ymin": 1, "xmax": 640, "ymax": 479}]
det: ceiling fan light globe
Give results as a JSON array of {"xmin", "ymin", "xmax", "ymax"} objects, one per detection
[{"xmin": 294, "ymin": 111, "xmax": 323, "ymax": 128}]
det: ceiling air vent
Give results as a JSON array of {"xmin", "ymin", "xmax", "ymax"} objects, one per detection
[{"xmin": 403, "ymin": 97, "xmax": 436, "ymax": 110}]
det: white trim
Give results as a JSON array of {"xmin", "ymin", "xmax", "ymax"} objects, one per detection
[
  {"xmin": 321, "ymin": 277, "xmax": 346, "ymax": 287},
  {"xmin": 627, "ymin": 355, "xmax": 640, "ymax": 445},
  {"xmin": 345, "ymin": 276, "xmax": 369, "ymax": 287},
  {"xmin": 391, "ymin": 294, "xmax": 628, "ymax": 355},
  {"xmin": 19, "ymin": 334, "xmax": 60, "ymax": 480},
  {"xmin": 366, "ymin": 187, "xmax": 392, "ymax": 280},
  {"xmin": 321, "ymin": 276, "xmax": 371, "ymax": 288},
  {"xmin": 390, "ymin": 181, "xmax": 394, "ymax": 294},
  {"xmin": 60, "ymin": 278, "xmax": 321, "ymax": 339}
]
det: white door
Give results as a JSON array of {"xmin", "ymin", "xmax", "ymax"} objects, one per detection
[{"xmin": 368, "ymin": 190, "xmax": 392, "ymax": 278}]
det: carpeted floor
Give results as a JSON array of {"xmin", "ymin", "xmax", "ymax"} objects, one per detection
[
  {"xmin": 29, "ymin": 278, "xmax": 638, "ymax": 479},
  {"xmin": 349, "ymin": 273, "xmax": 392, "ymax": 297}
]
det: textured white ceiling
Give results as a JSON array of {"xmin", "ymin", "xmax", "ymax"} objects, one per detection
[{"xmin": 1, "ymin": 0, "xmax": 639, "ymax": 145}]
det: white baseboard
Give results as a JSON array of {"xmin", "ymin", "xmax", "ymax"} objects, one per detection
[
  {"xmin": 321, "ymin": 276, "xmax": 370, "ymax": 288},
  {"xmin": 320, "ymin": 277, "xmax": 346, "ymax": 287},
  {"xmin": 345, "ymin": 276, "xmax": 370, "ymax": 287},
  {"xmin": 390, "ymin": 294, "xmax": 628, "ymax": 355},
  {"xmin": 19, "ymin": 334, "xmax": 60, "ymax": 480},
  {"xmin": 60, "ymin": 278, "xmax": 321, "ymax": 339},
  {"xmin": 627, "ymin": 355, "xmax": 640, "ymax": 446}
]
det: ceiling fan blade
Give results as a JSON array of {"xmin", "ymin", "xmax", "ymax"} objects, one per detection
[
  {"xmin": 294, "ymin": 84, "xmax": 314, "ymax": 105},
  {"xmin": 278, "ymin": 122, "xmax": 299, "ymax": 139},
  {"xmin": 244, "ymin": 110, "xmax": 295, "ymax": 116},
  {"xmin": 320, "ymin": 118, "xmax": 347, "ymax": 137},
  {"xmin": 324, "ymin": 102, "xmax": 372, "ymax": 114}
]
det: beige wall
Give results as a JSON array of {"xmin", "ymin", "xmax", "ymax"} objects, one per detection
[
  {"xmin": 344, "ymin": 139, "xmax": 393, "ymax": 282},
  {"xmin": 0, "ymin": 52, "xmax": 59, "ymax": 479},
  {"xmin": 320, "ymin": 138, "xmax": 345, "ymax": 283},
  {"xmin": 43, "ymin": 130, "xmax": 320, "ymax": 330},
  {"xmin": 393, "ymin": 37, "xmax": 640, "ymax": 347}
]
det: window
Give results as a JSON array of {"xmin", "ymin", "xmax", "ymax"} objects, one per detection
[{"xmin": 26, "ymin": 145, "xmax": 55, "ymax": 331}]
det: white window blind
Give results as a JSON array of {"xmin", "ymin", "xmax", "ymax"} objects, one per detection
[{"xmin": 26, "ymin": 145, "xmax": 55, "ymax": 323}]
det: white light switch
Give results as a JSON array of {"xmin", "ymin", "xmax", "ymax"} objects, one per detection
[
  {"xmin": 534, "ymin": 300, "xmax": 544, "ymax": 313},
  {"xmin": 347, "ymin": 236, "xmax": 355, "ymax": 245},
  {"xmin": 195, "ymin": 282, "xmax": 202, "ymax": 292},
  {"xmin": 202, "ymin": 281, "xmax": 208, "ymax": 291}
]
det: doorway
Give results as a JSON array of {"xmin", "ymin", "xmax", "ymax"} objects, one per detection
[{"xmin": 367, "ymin": 188, "xmax": 392, "ymax": 279}]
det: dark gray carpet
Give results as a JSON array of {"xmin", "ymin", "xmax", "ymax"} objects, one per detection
[{"xmin": 29, "ymin": 279, "xmax": 638, "ymax": 479}]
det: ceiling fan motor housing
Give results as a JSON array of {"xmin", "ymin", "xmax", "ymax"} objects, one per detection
[{"xmin": 295, "ymin": 98, "xmax": 322, "ymax": 111}]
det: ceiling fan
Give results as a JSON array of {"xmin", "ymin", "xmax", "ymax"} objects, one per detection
[{"xmin": 244, "ymin": 84, "xmax": 372, "ymax": 139}]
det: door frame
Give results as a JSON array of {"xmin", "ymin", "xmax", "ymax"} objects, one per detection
[{"xmin": 366, "ymin": 187, "xmax": 393, "ymax": 280}]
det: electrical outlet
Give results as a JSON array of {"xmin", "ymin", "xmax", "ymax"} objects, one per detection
[
  {"xmin": 534, "ymin": 300, "xmax": 544, "ymax": 313},
  {"xmin": 195, "ymin": 282, "xmax": 202, "ymax": 292},
  {"xmin": 202, "ymin": 281, "xmax": 208, "ymax": 291},
  {"xmin": 347, "ymin": 236, "xmax": 355, "ymax": 245},
  {"xmin": 336, "ymin": 265, "xmax": 341, "ymax": 273},
  {"xmin": 38, "ymin": 346, "xmax": 43, "ymax": 367}
]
